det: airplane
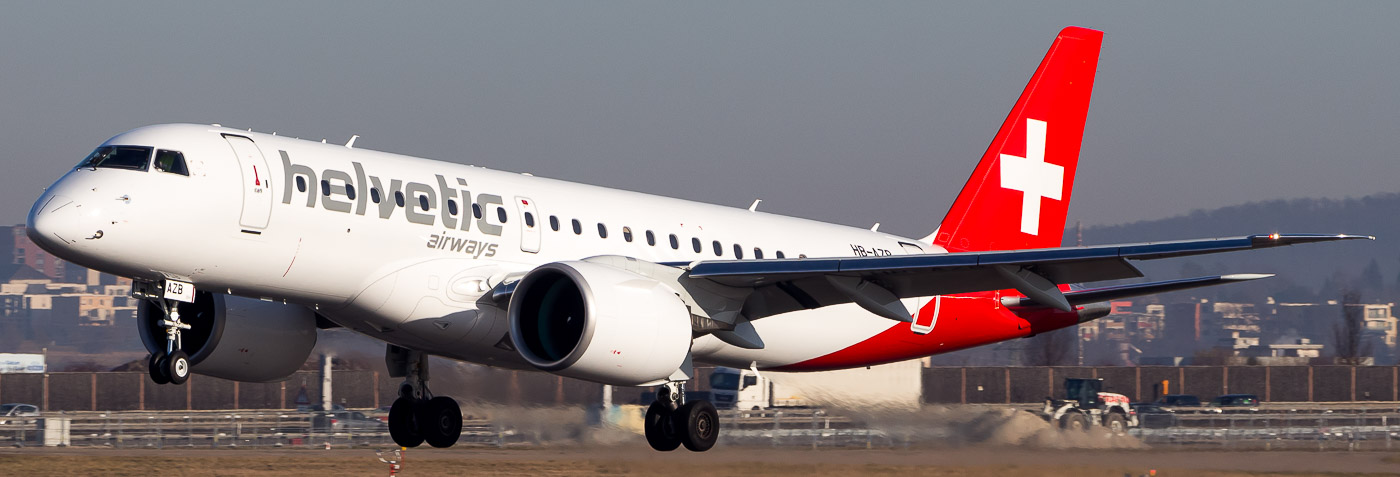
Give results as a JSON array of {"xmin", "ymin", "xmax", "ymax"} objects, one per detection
[{"xmin": 25, "ymin": 26, "xmax": 1367, "ymax": 452}]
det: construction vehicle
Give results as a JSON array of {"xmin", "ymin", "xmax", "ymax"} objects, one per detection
[{"xmin": 1040, "ymin": 378, "xmax": 1137, "ymax": 434}]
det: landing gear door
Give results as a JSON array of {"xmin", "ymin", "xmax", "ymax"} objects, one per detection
[
  {"xmin": 515, "ymin": 197, "xmax": 540, "ymax": 253},
  {"xmin": 900, "ymin": 241, "xmax": 937, "ymax": 334},
  {"xmin": 223, "ymin": 135, "xmax": 273, "ymax": 231}
]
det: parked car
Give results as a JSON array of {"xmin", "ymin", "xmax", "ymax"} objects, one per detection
[
  {"xmin": 1157, "ymin": 394, "xmax": 1202, "ymax": 408},
  {"xmin": 311, "ymin": 410, "xmax": 388, "ymax": 432},
  {"xmin": 0, "ymin": 403, "xmax": 39, "ymax": 424},
  {"xmin": 1209, "ymin": 394, "xmax": 1261, "ymax": 413}
]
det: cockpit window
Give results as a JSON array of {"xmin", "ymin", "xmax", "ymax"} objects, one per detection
[
  {"xmin": 77, "ymin": 146, "xmax": 152, "ymax": 171},
  {"xmin": 153, "ymin": 150, "xmax": 189, "ymax": 176}
]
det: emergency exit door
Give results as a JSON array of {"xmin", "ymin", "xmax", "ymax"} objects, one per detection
[{"xmin": 516, "ymin": 197, "xmax": 540, "ymax": 253}]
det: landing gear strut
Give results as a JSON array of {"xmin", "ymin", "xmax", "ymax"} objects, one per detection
[
  {"xmin": 147, "ymin": 297, "xmax": 191, "ymax": 385},
  {"xmin": 385, "ymin": 346, "xmax": 463, "ymax": 448},
  {"xmin": 644, "ymin": 381, "xmax": 719, "ymax": 452}
]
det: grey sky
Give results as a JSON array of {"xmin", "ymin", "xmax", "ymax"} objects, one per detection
[{"xmin": 3, "ymin": 2, "xmax": 1396, "ymax": 239}]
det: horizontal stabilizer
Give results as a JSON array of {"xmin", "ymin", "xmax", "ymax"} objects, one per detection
[{"xmin": 1004, "ymin": 274, "xmax": 1274, "ymax": 309}]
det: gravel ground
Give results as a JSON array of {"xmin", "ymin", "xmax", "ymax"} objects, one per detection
[{"xmin": 3, "ymin": 445, "xmax": 1399, "ymax": 476}]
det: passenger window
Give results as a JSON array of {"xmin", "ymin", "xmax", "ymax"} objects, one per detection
[
  {"xmin": 345, "ymin": 184, "xmax": 356, "ymax": 200},
  {"xmin": 153, "ymin": 150, "xmax": 188, "ymax": 176},
  {"xmin": 623, "ymin": 227, "xmax": 633, "ymax": 242},
  {"xmin": 733, "ymin": 244, "xmax": 744, "ymax": 259},
  {"xmin": 754, "ymin": 247, "xmax": 764, "ymax": 259},
  {"xmin": 669, "ymin": 234, "xmax": 679, "ymax": 249},
  {"xmin": 597, "ymin": 223, "xmax": 608, "ymax": 238},
  {"xmin": 496, "ymin": 207, "xmax": 507, "ymax": 223},
  {"xmin": 572, "ymin": 219, "xmax": 582, "ymax": 235},
  {"xmin": 525, "ymin": 212, "xmax": 535, "ymax": 227},
  {"xmin": 395, "ymin": 191, "xmax": 405, "ymax": 207},
  {"xmin": 448, "ymin": 199, "xmax": 459, "ymax": 216},
  {"xmin": 418, "ymin": 195, "xmax": 430, "ymax": 211},
  {"xmin": 549, "ymin": 215, "xmax": 560, "ymax": 231},
  {"xmin": 712, "ymin": 240, "xmax": 722, "ymax": 256},
  {"xmin": 692, "ymin": 238, "xmax": 702, "ymax": 253},
  {"xmin": 296, "ymin": 176, "xmax": 307, "ymax": 193},
  {"xmin": 320, "ymin": 180, "xmax": 331, "ymax": 196},
  {"xmin": 646, "ymin": 230, "xmax": 656, "ymax": 246},
  {"xmin": 472, "ymin": 203, "xmax": 482, "ymax": 219},
  {"xmin": 776, "ymin": 251, "xmax": 786, "ymax": 259},
  {"xmin": 370, "ymin": 188, "xmax": 381, "ymax": 204},
  {"xmin": 78, "ymin": 145, "xmax": 152, "ymax": 171}
]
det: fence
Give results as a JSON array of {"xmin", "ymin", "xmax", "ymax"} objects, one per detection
[
  {"xmin": 0, "ymin": 368, "xmax": 655, "ymax": 412},
  {"xmin": 2, "ymin": 365, "xmax": 1397, "ymax": 412},
  {"xmin": 1135, "ymin": 411, "xmax": 1400, "ymax": 451},
  {"xmin": 923, "ymin": 366, "xmax": 1400, "ymax": 404},
  {"xmin": 0, "ymin": 410, "xmax": 515, "ymax": 449},
  {"xmin": 10, "ymin": 407, "xmax": 1398, "ymax": 451}
]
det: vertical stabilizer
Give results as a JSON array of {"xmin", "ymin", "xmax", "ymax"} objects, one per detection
[{"xmin": 929, "ymin": 27, "xmax": 1101, "ymax": 253}]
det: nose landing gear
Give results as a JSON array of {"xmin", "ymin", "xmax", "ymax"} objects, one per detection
[
  {"xmin": 147, "ymin": 297, "xmax": 192, "ymax": 385},
  {"xmin": 644, "ymin": 381, "xmax": 719, "ymax": 452}
]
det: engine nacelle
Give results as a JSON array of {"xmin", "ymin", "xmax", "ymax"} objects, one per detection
[
  {"xmin": 138, "ymin": 292, "xmax": 317, "ymax": 382},
  {"xmin": 507, "ymin": 261, "xmax": 692, "ymax": 386}
]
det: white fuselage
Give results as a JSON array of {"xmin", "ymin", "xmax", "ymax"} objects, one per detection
[{"xmin": 30, "ymin": 124, "xmax": 938, "ymax": 371}]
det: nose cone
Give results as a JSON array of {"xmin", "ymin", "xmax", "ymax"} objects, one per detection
[{"xmin": 27, "ymin": 194, "xmax": 80, "ymax": 255}]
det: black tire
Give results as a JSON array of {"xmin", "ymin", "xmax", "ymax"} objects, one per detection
[
  {"xmin": 389, "ymin": 396, "xmax": 423, "ymax": 448},
  {"xmin": 677, "ymin": 400, "xmax": 719, "ymax": 452},
  {"xmin": 422, "ymin": 396, "xmax": 462, "ymax": 448},
  {"xmin": 167, "ymin": 350, "xmax": 190, "ymax": 385},
  {"xmin": 1104, "ymin": 412, "xmax": 1128, "ymax": 435},
  {"xmin": 1059, "ymin": 411, "xmax": 1089, "ymax": 432},
  {"xmin": 148, "ymin": 354, "xmax": 170, "ymax": 385},
  {"xmin": 644, "ymin": 402, "xmax": 681, "ymax": 451}
]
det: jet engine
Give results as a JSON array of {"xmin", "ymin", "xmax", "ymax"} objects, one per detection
[
  {"xmin": 137, "ymin": 291, "xmax": 317, "ymax": 382},
  {"xmin": 507, "ymin": 261, "xmax": 692, "ymax": 386}
]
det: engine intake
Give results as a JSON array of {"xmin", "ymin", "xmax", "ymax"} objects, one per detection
[
  {"xmin": 508, "ymin": 261, "xmax": 692, "ymax": 386},
  {"xmin": 138, "ymin": 292, "xmax": 317, "ymax": 382}
]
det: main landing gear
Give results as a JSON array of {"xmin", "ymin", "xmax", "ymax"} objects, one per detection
[
  {"xmin": 385, "ymin": 347, "xmax": 463, "ymax": 448},
  {"xmin": 644, "ymin": 381, "xmax": 719, "ymax": 452},
  {"xmin": 147, "ymin": 298, "xmax": 192, "ymax": 385}
]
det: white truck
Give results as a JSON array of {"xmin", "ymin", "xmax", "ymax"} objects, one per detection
[
  {"xmin": 707, "ymin": 359, "xmax": 923, "ymax": 411},
  {"xmin": 708, "ymin": 367, "xmax": 805, "ymax": 410}
]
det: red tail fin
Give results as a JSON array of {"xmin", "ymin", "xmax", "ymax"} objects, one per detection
[{"xmin": 929, "ymin": 27, "xmax": 1101, "ymax": 253}]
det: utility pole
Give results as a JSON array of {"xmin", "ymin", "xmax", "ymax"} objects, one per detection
[{"xmin": 320, "ymin": 353, "xmax": 333, "ymax": 411}]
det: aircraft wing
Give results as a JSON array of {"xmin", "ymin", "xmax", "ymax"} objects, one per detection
[{"xmin": 684, "ymin": 234, "xmax": 1370, "ymax": 320}]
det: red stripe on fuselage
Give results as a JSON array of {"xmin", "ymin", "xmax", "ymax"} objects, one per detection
[{"xmin": 774, "ymin": 291, "xmax": 1082, "ymax": 371}]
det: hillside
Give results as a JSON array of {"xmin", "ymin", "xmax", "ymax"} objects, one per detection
[{"xmin": 1068, "ymin": 193, "xmax": 1398, "ymax": 303}]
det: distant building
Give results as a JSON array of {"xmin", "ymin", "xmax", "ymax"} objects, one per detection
[
  {"xmin": 11, "ymin": 225, "xmax": 85, "ymax": 283},
  {"xmin": 1268, "ymin": 338, "xmax": 1324, "ymax": 358},
  {"xmin": 1362, "ymin": 304, "xmax": 1397, "ymax": 348}
]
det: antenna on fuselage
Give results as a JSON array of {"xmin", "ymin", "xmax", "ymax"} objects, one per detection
[
  {"xmin": 345, "ymin": 135, "xmax": 360, "ymax": 149},
  {"xmin": 870, "ymin": 223, "xmax": 880, "ymax": 232},
  {"xmin": 748, "ymin": 199, "xmax": 762, "ymax": 212}
]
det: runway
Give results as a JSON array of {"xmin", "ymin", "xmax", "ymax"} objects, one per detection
[{"xmin": 4, "ymin": 445, "xmax": 1398, "ymax": 476}]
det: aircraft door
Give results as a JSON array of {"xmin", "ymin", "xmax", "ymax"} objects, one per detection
[
  {"xmin": 223, "ymin": 135, "xmax": 273, "ymax": 231},
  {"xmin": 899, "ymin": 241, "xmax": 938, "ymax": 334},
  {"xmin": 515, "ymin": 197, "xmax": 540, "ymax": 253}
]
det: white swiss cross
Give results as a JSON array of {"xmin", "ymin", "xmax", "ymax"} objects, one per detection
[{"xmin": 998, "ymin": 118, "xmax": 1063, "ymax": 235}]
